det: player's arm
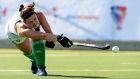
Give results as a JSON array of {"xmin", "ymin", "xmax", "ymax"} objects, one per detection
[
  {"xmin": 36, "ymin": 11, "xmax": 56, "ymax": 48},
  {"xmin": 34, "ymin": 12, "xmax": 73, "ymax": 48},
  {"xmin": 36, "ymin": 11, "xmax": 53, "ymax": 34},
  {"xmin": 16, "ymin": 23, "xmax": 57, "ymax": 42}
]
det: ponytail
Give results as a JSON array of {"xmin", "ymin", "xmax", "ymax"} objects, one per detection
[{"xmin": 19, "ymin": 4, "xmax": 24, "ymax": 12}]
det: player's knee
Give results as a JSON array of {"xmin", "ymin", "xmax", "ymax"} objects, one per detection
[
  {"xmin": 24, "ymin": 49, "xmax": 32, "ymax": 54},
  {"xmin": 16, "ymin": 44, "xmax": 32, "ymax": 55}
]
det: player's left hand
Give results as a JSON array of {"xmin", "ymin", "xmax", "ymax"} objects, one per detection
[
  {"xmin": 45, "ymin": 41, "xmax": 55, "ymax": 48},
  {"xmin": 57, "ymin": 34, "xmax": 73, "ymax": 48}
]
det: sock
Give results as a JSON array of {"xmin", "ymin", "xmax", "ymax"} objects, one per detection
[
  {"xmin": 32, "ymin": 40, "xmax": 45, "ymax": 68},
  {"xmin": 23, "ymin": 50, "xmax": 35, "ymax": 60}
]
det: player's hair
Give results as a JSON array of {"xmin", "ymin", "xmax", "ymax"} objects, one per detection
[{"xmin": 19, "ymin": 2, "xmax": 35, "ymax": 21}]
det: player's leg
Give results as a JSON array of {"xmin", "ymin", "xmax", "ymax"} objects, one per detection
[
  {"xmin": 7, "ymin": 33, "xmax": 47, "ymax": 76},
  {"xmin": 16, "ymin": 38, "xmax": 34, "ymax": 59},
  {"xmin": 7, "ymin": 32, "xmax": 38, "ymax": 74},
  {"xmin": 32, "ymin": 40, "xmax": 47, "ymax": 76},
  {"xmin": 15, "ymin": 38, "xmax": 38, "ymax": 74},
  {"xmin": 16, "ymin": 39, "xmax": 47, "ymax": 76}
]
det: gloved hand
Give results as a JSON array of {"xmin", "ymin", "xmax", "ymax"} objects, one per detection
[
  {"xmin": 45, "ymin": 41, "xmax": 55, "ymax": 48},
  {"xmin": 57, "ymin": 34, "xmax": 73, "ymax": 48}
]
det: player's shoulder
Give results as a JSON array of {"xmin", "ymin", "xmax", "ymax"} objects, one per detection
[
  {"xmin": 35, "ymin": 10, "xmax": 44, "ymax": 16},
  {"xmin": 16, "ymin": 22, "xmax": 32, "ymax": 31},
  {"xmin": 35, "ymin": 11, "xmax": 45, "ymax": 22},
  {"xmin": 16, "ymin": 22, "xmax": 24, "ymax": 28}
]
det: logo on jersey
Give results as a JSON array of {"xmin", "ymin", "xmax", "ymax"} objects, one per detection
[{"xmin": 111, "ymin": 6, "xmax": 127, "ymax": 30}]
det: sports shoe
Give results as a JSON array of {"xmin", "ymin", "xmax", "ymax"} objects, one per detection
[
  {"xmin": 37, "ymin": 66, "xmax": 48, "ymax": 76},
  {"xmin": 30, "ymin": 60, "xmax": 38, "ymax": 74}
]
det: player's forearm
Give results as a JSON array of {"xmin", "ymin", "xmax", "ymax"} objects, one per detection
[
  {"xmin": 23, "ymin": 31, "xmax": 45, "ymax": 39},
  {"xmin": 44, "ymin": 33, "xmax": 57, "ymax": 42},
  {"xmin": 23, "ymin": 30, "xmax": 57, "ymax": 42}
]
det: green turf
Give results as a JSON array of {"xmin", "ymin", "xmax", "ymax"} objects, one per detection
[{"xmin": 0, "ymin": 49, "xmax": 140, "ymax": 79}]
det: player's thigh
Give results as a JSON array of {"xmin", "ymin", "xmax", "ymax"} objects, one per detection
[{"xmin": 16, "ymin": 38, "xmax": 32, "ymax": 53}]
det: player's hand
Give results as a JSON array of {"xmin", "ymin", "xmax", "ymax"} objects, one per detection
[
  {"xmin": 45, "ymin": 41, "xmax": 55, "ymax": 48},
  {"xmin": 57, "ymin": 34, "xmax": 73, "ymax": 48}
]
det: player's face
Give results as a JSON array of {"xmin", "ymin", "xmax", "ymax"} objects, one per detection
[{"xmin": 25, "ymin": 14, "xmax": 40, "ymax": 28}]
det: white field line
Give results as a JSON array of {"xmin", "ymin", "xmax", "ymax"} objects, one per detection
[
  {"xmin": 0, "ymin": 69, "xmax": 140, "ymax": 72},
  {"xmin": 121, "ymin": 62, "xmax": 137, "ymax": 65},
  {"xmin": 0, "ymin": 54, "xmax": 139, "ymax": 57},
  {"xmin": 47, "ymin": 54, "xmax": 140, "ymax": 57}
]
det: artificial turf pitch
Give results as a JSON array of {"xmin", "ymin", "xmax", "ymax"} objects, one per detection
[{"xmin": 0, "ymin": 49, "xmax": 140, "ymax": 79}]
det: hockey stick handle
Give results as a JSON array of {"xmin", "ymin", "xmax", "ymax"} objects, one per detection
[
  {"xmin": 73, "ymin": 42, "xmax": 110, "ymax": 50},
  {"xmin": 73, "ymin": 42, "xmax": 96, "ymax": 47}
]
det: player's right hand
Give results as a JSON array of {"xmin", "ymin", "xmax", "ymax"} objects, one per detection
[{"xmin": 45, "ymin": 41, "xmax": 55, "ymax": 48}]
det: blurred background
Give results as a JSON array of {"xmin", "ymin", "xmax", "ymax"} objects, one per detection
[{"xmin": 0, "ymin": 0, "xmax": 140, "ymax": 50}]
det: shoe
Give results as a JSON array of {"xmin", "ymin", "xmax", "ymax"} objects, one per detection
[
  {"xmin": 37, "ymin": 66, "xmax": 48, "ymax": 76},
  {"xmin": 30, "ymin": 60, "xmax": 38, "ymax": 74}
]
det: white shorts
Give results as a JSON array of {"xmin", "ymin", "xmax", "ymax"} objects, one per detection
[
  {"xmin": 5, "ymin": 18, "xmax": 26, "ymax": 45},
  {"xmin": 7, "ymin": 32, "xmax": 26, "ymax": 45}
]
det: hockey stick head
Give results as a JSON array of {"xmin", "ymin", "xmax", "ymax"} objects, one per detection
[{"xmin": 100, "ymin": 44, "xmax": 110, "ymax": 50}]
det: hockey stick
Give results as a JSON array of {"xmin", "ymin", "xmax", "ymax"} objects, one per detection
[{"xmin": 73, "ymin": 42, "xmax": 110, "ymax": 50}]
